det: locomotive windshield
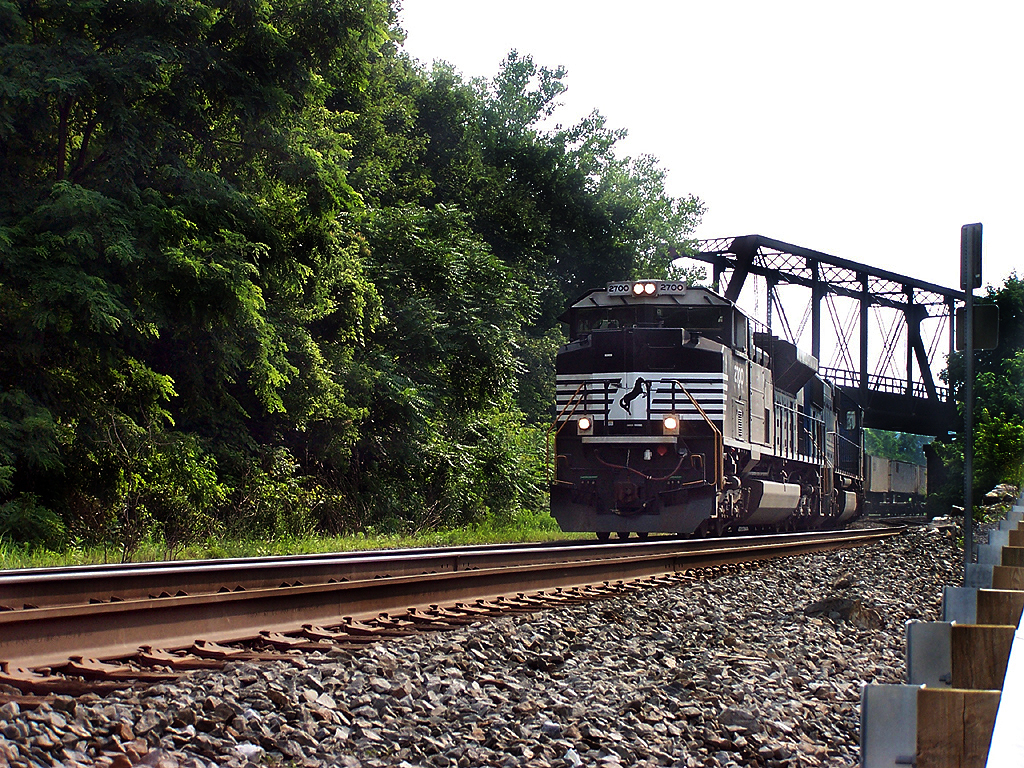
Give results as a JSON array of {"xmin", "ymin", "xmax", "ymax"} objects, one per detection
[{"xmin": 573, "ymin": 305, "xmax": 728, "ymax": 342}]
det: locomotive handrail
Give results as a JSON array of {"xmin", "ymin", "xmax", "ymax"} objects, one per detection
[
  {"xmin": 551, "ymin": 380, "xmax": 587, "ymax": 430},
  {"xmin": 774, "ymin": 399, "xmax": 826, "ymax": 465},
  {"xmin": 547, "ymin": 381, "xmax": 588, "ymax": 485},
  {"xmin": 834, "ymin": 432, "xmax": 862, "ymax": 476},
  {"xmin": 553, "ymin": 377, "xmax": 626, "ymax": 426},
  {"xmin": 669, "ymin": 380, "xmax": 724, "ymax": 491}
]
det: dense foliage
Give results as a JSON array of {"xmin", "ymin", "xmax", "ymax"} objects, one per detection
[
  {"xmin": 932, "ymin": 274, "xmax": 1024, "ymax": 512},
  {"xmin": 864, "ymin": 430, "xmax": 932, "ymax": 466},
  {"xmin": 0, "ymin": 1, "xmax": 703, "ymax": 556}
]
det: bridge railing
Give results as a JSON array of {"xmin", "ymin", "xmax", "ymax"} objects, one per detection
[{"xmin": 820, "ymin": 367, "xmax": 949, "ymax": 403}]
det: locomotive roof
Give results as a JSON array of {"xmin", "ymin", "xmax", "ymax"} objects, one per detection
[{"xmin": 565, "ymin": 282, "xmax": 734, "ymax": 314}]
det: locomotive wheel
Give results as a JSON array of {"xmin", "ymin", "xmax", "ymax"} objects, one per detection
[
  {"xmin": 596, "ymin": 531, "xmax": 611, "ymax": 542},
  {"xmin": 616, "ymin": 531, "xmax": 630, "ymax": 540}
]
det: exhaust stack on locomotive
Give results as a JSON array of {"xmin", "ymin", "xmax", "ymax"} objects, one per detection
[{"xmin": 550, "ymin": 280, "xmax": 865, "ymax": 539}]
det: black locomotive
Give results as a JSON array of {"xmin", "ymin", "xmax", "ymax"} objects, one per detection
[{"xmin": 550, "ymin": 280, "xmax": 865, "ymax": 539}]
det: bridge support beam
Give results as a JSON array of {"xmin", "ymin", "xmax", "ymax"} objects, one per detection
[
  {"xmin": 860, "ymin": 272, "xmax": 870, "ymax": 400},
  {"xmin": 684, "ymin": 235, "xmax": 960, "ymax": 437}
]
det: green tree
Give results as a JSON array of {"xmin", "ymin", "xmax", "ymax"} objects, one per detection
[
  {"xmin": 0, "ymin": 3, "xmax": 707, "ymax": 549},
  {"xmin": 0, "ymin": 0, "xmax": 390, "ymax": 550},
  {"xmin": 864, "ymin": 430, "xmax": 932, "ymax": 465},
  {"xmin": 405, "ymin": 52, "xmax": 703, "ymax": 421},
  {"xmin": 936, "ymin": 274, "xmax": 1024, "ymax": 508},
  {"xmin": 336, "ymin": 204, "xmax": 539, "ymax": 530}
]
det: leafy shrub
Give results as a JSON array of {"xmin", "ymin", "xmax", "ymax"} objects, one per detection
[
  {"xmin": 0, "ymin": 494, "xmax": 67, "ymax": 549},
  {"xmin": 141, "ymin": 435, "xmax": 227, "ymax": 555},
  {"xmin": 226, "ymin": 447, "xmax": 317, "ymax": 540},
  {"xmin": 975, "ymin": 410, "xmax": 1024, "ymax": 493}
]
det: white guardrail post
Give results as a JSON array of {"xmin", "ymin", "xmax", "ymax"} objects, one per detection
[
  {"xmin": 985, "ymin": 497, "xmax": 1024, "ymax": 766},
  {"xmin": 861, "ymin": 495, "xmax": 1024, "ymax": 767}
]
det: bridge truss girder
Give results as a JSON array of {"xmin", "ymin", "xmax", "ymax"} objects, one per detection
[{"xmin": 671, "ymin": 235, "xmax": 960, "ymax": 436}]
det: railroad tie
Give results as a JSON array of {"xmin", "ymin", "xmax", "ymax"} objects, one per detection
[
  {"xmin": 64, "ymin": 656, "xmax": 178, "ymax": 683},
  {"xmin": 136, "ymin": 646, "xmax": 224, "ymax": 671},
  {"xmin": 0, "ymin": 662, "xmax": 127, "ymax": 696},
  {"xmin": 191, "ymin": 639, "xmax": 298, "ymax": 663}
]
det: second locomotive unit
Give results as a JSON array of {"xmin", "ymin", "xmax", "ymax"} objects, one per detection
[{"xmin": 550, "ymin": 280, "xmax": 864, "ymax": 539}]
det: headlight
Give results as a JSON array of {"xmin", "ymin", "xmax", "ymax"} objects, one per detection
[
  {"xmin": 643, "ymin": 282, "xmax": 656, "ymax": 295},
  {"xmin": 662, "ymin": 414, "xmax": 680, "ymax": 435},
  {"xmin": 577, "ymin": 416, "xmax": 593, "ymax": 434},
  {"xmin": 632, "ymin": 282, "xmax": 645, "ymax": 295}
]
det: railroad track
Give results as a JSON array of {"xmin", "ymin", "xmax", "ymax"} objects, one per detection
[
  {"xmin": 0, "ymin": 527, "xmax": 900, "ymax": 697},
  {"xmin": 0, "ymin": 539, "xmax": 601, "ymax": 611}
]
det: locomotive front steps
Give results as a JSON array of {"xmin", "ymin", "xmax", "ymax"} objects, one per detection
[{"xmin": 861, "ymin": 497, "xmax": 1024, "ymax": 767}]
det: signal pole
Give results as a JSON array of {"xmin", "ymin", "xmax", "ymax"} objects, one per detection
[{"xmin": 960, "ymin": 222, "xmax": 982, "ymax": 583}]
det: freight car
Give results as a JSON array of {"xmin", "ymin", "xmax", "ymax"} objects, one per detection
[
  {"xmin": 863, "ymin": 456, "xmax": 927, "ymax": 516},
  {"xmin": 550, "ymin": 280, "xmax": 865, "ymax": 539}
]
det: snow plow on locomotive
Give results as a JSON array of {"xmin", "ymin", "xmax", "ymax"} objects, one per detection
[{"xmin": 549, "ymin": 280, "xmax": 865, "ymax": 539}]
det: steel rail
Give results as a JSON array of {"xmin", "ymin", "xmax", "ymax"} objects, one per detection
[
  {"xmin": 0, "ymin": 527, "xmax": 901, "ymax": 669},
  {"xmin": 2, "ymin": 529, "xmax": 893, "ymax": 610},
  {"xmin": 0, "ymin": 539, "xmax": 599, "ymax": 610}
]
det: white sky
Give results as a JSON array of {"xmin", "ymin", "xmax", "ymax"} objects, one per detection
[{"xmin": 398, "ymin": 1, "xmax": 1022, "ymax": 293}]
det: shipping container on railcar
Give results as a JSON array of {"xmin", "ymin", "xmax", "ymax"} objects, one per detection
[
  {"xmin": 549, "ymin": 280, "xmax": 865, "ymax": 539},
  {"xmin": 864, "ymin": 456, "xmax": 927, "ymax": 516}
]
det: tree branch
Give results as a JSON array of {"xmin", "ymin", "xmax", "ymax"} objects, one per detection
[
  {"xmin": 56, "ymin": 98, "xmax": 73, "ymax": 181},
  {"xmin": 69, "ymin": 114, "xmax": 99, "ymax": 183}
]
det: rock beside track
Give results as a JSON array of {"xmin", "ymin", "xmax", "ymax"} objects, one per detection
[{"xmin": 0, "ymin": 526, "xmax": 960, "ymax": 767}]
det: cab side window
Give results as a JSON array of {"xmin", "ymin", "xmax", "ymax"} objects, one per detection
[{"xmin": 733, "ymin": 313, "xmax": 748, "ymax": 356}]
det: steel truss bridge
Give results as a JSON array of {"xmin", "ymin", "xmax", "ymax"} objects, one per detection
[{"xmin": 671, "ymin": 235, "xmax": 961, "ymax": 436}]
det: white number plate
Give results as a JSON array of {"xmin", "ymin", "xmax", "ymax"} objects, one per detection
[{"xmin": 606, "ymin": 281, "xmax": 688, "ymax": 296}]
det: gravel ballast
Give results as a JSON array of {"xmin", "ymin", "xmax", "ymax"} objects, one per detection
[{"xmin": 0, "ymin": 526, "xmax": 961, "ymax": 767}]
